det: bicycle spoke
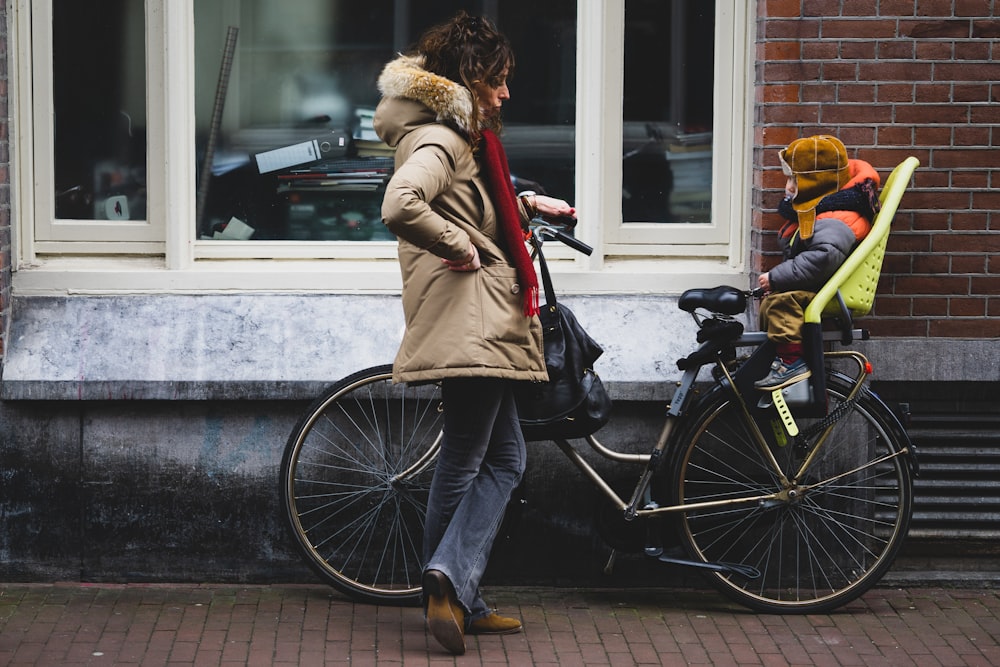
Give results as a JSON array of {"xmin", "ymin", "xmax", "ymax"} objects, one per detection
[
  {"xmin": 280, "ymin": 366, "xmax": 440, "ymax": 604},
  {"xmin": 688, "ymin": 505, "xmax": 770, "ymax": 555},
  {"xmin": 674, "ymin": 376, "xmax": 913, "ymax": 613}
]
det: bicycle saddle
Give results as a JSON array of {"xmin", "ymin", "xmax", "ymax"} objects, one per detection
[{"xmin": 678, "ymin": 286, "xmax": 747, "ymax": 315}]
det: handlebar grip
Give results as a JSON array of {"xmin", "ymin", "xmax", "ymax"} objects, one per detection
[{"xmin": 552, "ymin": 229, "xmax": 593, "ymax": 256}]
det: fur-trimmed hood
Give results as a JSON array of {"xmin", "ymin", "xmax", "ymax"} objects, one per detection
[{"xmin": 374, "ymin": 54, "xmax": 474, "ymax": 146}]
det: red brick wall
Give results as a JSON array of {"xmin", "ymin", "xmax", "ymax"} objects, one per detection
[{"xmin": 754, "ymin": 0, "xmax": 1000, "ymax": 338}]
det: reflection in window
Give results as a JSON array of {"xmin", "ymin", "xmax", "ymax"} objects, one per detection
[
  {"xmin": 194, "ymin": 0, "xmax": 576, "ymax": 242},
  {"xmin": 624, "ymin": 0, "xmax": 714, "ymax": 224},
  {"xmin": 52, "ymin": 0, "xmax": 147, "ymax": 221}
]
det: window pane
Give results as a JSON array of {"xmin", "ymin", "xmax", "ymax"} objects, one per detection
[
  {"xmin": 496, "ymin": 1, "xmax": 577, "ymax": 206},
  {"xmin": 623, "ymin": 0, "xmax": 714, "ymax": 224},
  {"xmin": 52, "ymin": 0, "xmax": 147, "ymax": 221},
  {"xmin": 194, "ymin": 0, "xmax": 575, "ymax": 241}
]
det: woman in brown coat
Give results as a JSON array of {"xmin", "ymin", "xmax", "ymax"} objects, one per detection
[{"xmin": 375, "ymin": 11, "xmax": 576, "ymax": 656}]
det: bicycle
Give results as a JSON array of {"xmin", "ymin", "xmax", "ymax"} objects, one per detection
[{"xmin": 280, "ymin": 160, "xmax": 919, "ymax": 613}]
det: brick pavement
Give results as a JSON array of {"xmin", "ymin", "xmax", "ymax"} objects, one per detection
[{"xmin": 1, "ymin": 583, "xmax": 998, "ymax": 666}]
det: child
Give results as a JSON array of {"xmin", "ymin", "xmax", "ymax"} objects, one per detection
[{"xmin": 755, "ymin": 135, "xmax": 881, "ymax": 391}]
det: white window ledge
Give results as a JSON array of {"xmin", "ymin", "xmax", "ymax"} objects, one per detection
[
  {"xmin": 1, "ymin": 292, "xmax": 707, "ymax": 401},
  {"xmin": 12, "ymin": 255, "xmax": 747, "ymax": 297}
]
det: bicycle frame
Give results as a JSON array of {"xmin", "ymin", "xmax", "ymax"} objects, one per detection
[
  {"xmin": 519, "ymin": 222, "xmax": 917, "ymax": 530},
  {"xmin": 281, "ymin": 218, "xmax": 919, "ymax": 613},
  {"xmin": 282, "ymin": 296, "xmax": 918, "ymax": 612},
  {"xmin": 548, "ymin": 327, "xmax": 907, "ymax": 523}
]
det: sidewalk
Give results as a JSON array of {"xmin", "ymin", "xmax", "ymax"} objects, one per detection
[{"xmin": 1, "ymin": 583, "xmax": 998, "ymax": 666}]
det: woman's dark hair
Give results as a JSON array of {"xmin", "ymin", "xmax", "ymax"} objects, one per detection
[{"xmin": 416, "ymin": 11, "xmax": 514, "ymax": 137}]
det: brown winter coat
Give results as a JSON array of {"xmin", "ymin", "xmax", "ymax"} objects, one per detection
[{"xmin": 374, "ymin": 54, "xmax": 546, "ymax": 384}]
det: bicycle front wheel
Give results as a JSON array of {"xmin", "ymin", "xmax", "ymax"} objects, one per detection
[
  {"xmin": 280, "ymin": 365, "xmax": 442, "ymax": 605},
  {"xmin": 671, "ymin": 373, "xmax": 914, "ymax": 613}
]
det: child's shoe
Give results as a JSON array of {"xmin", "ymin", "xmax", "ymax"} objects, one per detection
[{"xmin": 754, "ymin": 357, "xmax": 811, "ymax": 391}]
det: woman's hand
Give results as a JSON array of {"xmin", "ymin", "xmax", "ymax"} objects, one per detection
[
  {"xmin": 534, "ymin": 195, "xmax": 576, "ymax": 223},
  {"xmin": 442, "ymin": 242, "xmax": 481, "ymax": 272}
]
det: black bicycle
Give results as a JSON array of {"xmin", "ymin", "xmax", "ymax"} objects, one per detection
[{"xmin": 279, "ymin": 216, "xmax": 917, "ymax": 614}]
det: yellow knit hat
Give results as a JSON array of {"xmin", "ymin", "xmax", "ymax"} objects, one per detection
[{"xmin": 779, "ymin": 135, "xmax": 851, "ymax": 239}]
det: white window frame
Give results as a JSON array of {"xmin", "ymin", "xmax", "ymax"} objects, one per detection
[
  {"xmin": 13, "ymin": 0, "xmax": 753, "ymax": 294},
  {"xmin": 27, "ymin": 0, "xmax": 165, "ymax": 250},
  {"xmin": 604, "ymin": 1, "xmax": 749, "ymax": 253}
]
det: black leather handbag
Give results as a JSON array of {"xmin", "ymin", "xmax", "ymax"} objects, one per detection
[{"xmin": 516, "ymin": 241, "xmax": 612, "ymax": 441}]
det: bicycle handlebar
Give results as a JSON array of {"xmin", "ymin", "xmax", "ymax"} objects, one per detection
[
  {"xmin": 530, "ymin": 216, "xmax": 593, "ymax": 256},
  {"xmin": 550, "ymin": 228, "xmax": 593, "ymax": 255}
]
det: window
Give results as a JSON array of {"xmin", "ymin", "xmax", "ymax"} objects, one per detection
[
  {"xmin": 623, "ymin": 1, "xmax": 714, "ymax": 226},
  {"xmin": 16, "ymin": 0, "xmax": 751, "ymax": 291},
  {"xmin": 192, "ymin": 1, "xmax": 576, "ymax": 243},
  {"xmin": 604, "ymin": 0, "xmax": 750, "ymax": 253},
  {"xmin": 35, "ymin": 0, "xmax": 156, "ymax": 244}
]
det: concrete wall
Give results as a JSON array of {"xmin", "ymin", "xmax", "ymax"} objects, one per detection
[
  {"xmin": 1, "ymin": 294, "xmax": 699, "ymax": 402},
  {"xmin": 2, "ymin": 293, "xmax": 997, "ymax": 586},
  {"xmin": 0, "ymin": 293, "xmax": 684, "ymax": 586},
  {"xmin": 0, "ymin": 394, "xmax": 679, "ymax": 587}
]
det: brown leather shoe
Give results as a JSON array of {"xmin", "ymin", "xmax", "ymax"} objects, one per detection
[
  {"xmin": 467, "ymin": 612, "xmax": 523, "ymax": 635},
  {"xmin": 423, "ymin": 570, "xmax": 465, "ymax": 655}
]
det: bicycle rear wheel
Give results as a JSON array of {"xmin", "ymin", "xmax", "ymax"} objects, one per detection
[
  {"xmin": 280, "ymin": 365, "xmax": 442, "ymax": 605},
  {"xmin": 671, "ymin": 373, "xmax": 914, "ymax": 613}
]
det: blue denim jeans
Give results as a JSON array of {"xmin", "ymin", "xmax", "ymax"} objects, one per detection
[{"xmin": 423, "ymin": 377, "xmax": 526, "ymax": 624}]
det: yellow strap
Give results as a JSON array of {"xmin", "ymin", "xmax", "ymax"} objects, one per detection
[
  {"xmin": 769, "ymin": 418, "xmax": 789, "ymax": 447},
  {"xmin": 771, "ymin": 388, "xmax": 799, "ymax": 437}
]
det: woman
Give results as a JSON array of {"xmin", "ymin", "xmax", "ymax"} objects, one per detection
[{"xmin": 374, "ymin": 11, "xmax": 576, "ymax": 655}]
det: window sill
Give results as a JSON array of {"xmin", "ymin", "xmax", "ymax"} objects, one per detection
[{"xmin": 13, "ymin": 255, "xmax": 746, "ymax": 296}]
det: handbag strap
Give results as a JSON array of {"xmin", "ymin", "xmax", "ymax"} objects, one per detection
[{"xmin": 531, "ymin": 236, "xmax": 558, "ymax": 309}]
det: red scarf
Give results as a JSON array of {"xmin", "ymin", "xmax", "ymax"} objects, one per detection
[{"xmin": 479, "ymin": 129, "xmax": 540, "ymax": 316}]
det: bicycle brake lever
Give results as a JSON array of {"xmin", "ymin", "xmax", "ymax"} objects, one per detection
[
  {"xmin": 547, "ymin": 213, "xmax": 578, "ymax": 229},
  {"xmin": 532, "ymin": 222, "xmax": 593, "ymax": 255}
]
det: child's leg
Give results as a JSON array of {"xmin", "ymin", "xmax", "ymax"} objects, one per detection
[
  {"xmin": 756, "ymin": 291, "xmax": 817, "ymax": 389},
  {"xmin": 759, "ymin": 290, "xmax": 816, "ymax": 344}
]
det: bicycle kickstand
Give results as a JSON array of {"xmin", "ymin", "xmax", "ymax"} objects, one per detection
[
  {"xmin": 603, "ymin": 549, "xmax": 617, "ymax": 575},
  {"xmin": 656, "ymin": 553, "xmax": 761, "ymax": 580}
]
